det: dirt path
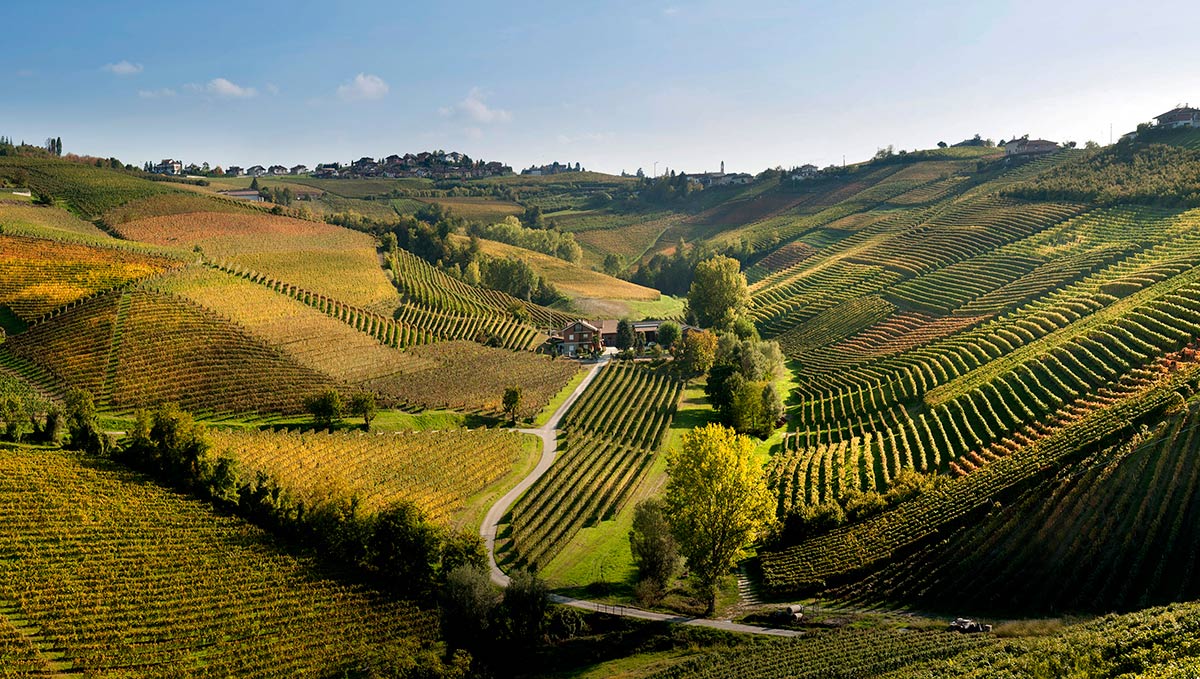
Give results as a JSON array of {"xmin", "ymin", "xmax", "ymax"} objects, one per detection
[{"xmin": 479, "ymin": 357, "xmax": 803, "ymax": 638}]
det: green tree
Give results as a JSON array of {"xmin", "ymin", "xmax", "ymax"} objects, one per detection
[
  {"xmin": 0, "ymin": 397, "xmax": 24, "ymax": 441},
  {"xmin": 664, "ymin": 424, "xmax": 773, "ymax": 614},
  {"xmin": 656, "ymin": 321, "xmax": 681, "ymax": 352},
  {"xmin": 676, "ymin": 329, "xmax": 718, "ymax": 377},
  {"xmin": 304, "ymin": 390, "xmax": 344, "ymax": 429},
  {"xmin": 64, "ymin": 389, "xmax": 105, "ymax": 455},
  {"xmin": 503, "ymin": 386, "xmax": 522, "ymax": 423},
  {"xmin": 628, "ymin": 498, "xmax": 679, "ymax": 601},
  {"xmin": 349, "ymin": 392, "xmax": 378, "ymax": 431},
  {"xmin": 761, "ymin": 382, "xmax": 785, "ymax": 432},
  {"xmin": 440, "ymin": 564, "xmax": 502, "ymax": 652},
  {"xmin": 615, "ymin": 319, "xmax": 636, "ymax": 351},
  {"xmin": 602, "ymin": 253, "xmax": 625, "ymax": 276},
  {"xmin": 369, "ymin": 501, "xmax": 442, "ymax": 598},
  {"xmin": 687, "ymin": 256, "xmax": 749, "ymax": 330},
  {"xmin": 249, "ymin": 176, "xmax": 260, "ymax": 190},
  {"xmin": 502, "ymin": 570, "xmax": 549, "ymax": 645}
]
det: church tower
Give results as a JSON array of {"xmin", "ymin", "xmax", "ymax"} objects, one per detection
[{"xmin": 720, "ymin": 161, "xmax": 725, "ymax": 175}]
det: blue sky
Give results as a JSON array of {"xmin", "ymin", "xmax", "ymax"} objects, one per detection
[{"xmin": 3, "ymin": 1, "xmax": 1199, "ymax": 174}]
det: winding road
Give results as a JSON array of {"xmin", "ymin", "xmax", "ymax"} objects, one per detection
[{"xmin": 479, "ymin": 357, "xmax": 803, "ymax": 638}]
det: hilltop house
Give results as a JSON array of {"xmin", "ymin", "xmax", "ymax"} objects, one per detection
[
  {"xmin": 268, "ymin": 165, "xmax": 289, "ymax": 176},
  {"xmin": 225, "ymin": 166, "xmax": 243, "ymax": 177},
  {"xmin": 314, "ymin": 163, "xmax": 341, "ymax": 178},
  {"xmin": 1005, "ymin": 139, "xmax": 1059, "ymax": 156},
  {"xmin": 247, "ymin": 165, "xmax": 267, "ymax": 177},
  {"xmin": 1155, "ymin": 106, "xmax": 1200, "ymax": 129},
  {"xmin": 789, "ymin": 164, "xmax": 820, "ymax": 181},
  {"xmin": 289, "ymin": 164, "xmax": 309, "ymax": 175},
  {"xmin": 152, "ymin": 159, "xmax": 183, "ymax": 175}
]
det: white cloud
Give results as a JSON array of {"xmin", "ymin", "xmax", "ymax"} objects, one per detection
[
  {"xmin": 138, "ymin": 88, "xmax": 176, "ymax": 99},
  {"xmin": 441, "ymin": 87, "xmax": 512, "ymax": 124},
  {"xmin": 206, "ymin": 77, "xmax": 257, "ymax": 98},
  {"xmin": 103, "ymin": 60, "xmax": 143, "ymax": 76},
  {"xmin": 337, "ymin": 73, "xmax": 389, "ymax": 101},
  {"xmin": 663, "ymin": 6, "xmax": 681, "ymax": 16}
]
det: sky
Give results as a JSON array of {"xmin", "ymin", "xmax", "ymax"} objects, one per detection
[{"xmin": 3, "ymin": 0, "xmax": 1200, "ymax": 175}]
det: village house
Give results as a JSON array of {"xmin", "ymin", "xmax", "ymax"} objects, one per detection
[
  {"xmin": 289, "ymin": 164, "xmax": 309, "ymax": 175},
  {"xmin": 268, "ymin": 165, "xmax": 289, "ymax": 176},
  {"xmin": 247, "ymin": 165, "xmax": 267, "ymax": 177},
  {"xmin": 225, "ymin": 166, "xmax": 243, "ymax": 177},
  {"xmin": 314, "ymin": 163, "xmax": 341, "ymax": 178},
  {"xmin": 1154, "ymin": 106, "xmax": 1200, "ymax": 129},
  {"xmin": 555, "ymin": 320, "xmax": 602, "ymax": 357},
  {"xmin": 1004, "ymin": 138, "xmax": 1060, "ymax": 156}
]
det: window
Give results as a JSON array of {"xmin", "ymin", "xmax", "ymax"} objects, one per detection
[{"xmin": 568, "ymin": 334, "xmax": 575, "ymax": 341}]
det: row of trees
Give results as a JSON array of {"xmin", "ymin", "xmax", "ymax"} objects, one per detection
[{"xmin": 303, "ymin": 389, "xmax": 378, "ymax": 430}]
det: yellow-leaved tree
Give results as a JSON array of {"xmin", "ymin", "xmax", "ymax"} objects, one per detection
[{"xmin": 664, "ymin": 423, "xmax": 773, "ymax": 615}]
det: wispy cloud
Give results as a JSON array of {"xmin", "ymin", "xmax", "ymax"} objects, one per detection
[
  {"xmin": 138, "ymin": 88, "xmax": 176, "ymax": 99},
  {"xmin": 205, "ymin": 77, "xmax": 256, "ymax": 98},
  {"xmin": 265, "ymin": 83, "xmax": 280, "ymax": 95},
  {"xmin": 103, "ymin": 60, "xmax": 143, "ymax": 76},
  {"xmin": 337, "ymin": 73, "xmax": 388, "ymax": 101},
  {"xmin": 662, "ymin": 6, "xmax": 681, "ymax": 16},
  {"xmin": 440, "ymin": 87, "xmax": 512, "ymax": 124}
]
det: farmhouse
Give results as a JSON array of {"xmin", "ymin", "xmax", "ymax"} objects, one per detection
[
  {"xmin": 1005, "ymin": 138, "xmax": 1059, "ymax": 156},
  {"xmin": 1155, "ymin": 106, "xmax": 1200, "ymax": 129},
  {"xmin": 268, "ymin": 165, "xmax": 289, "ymax": 176},
  {"xmin": 550, "ymin": 318, "xmax": 691, "ymax": 356},
  {"xmin": 225, "ymin": 166, "xmax": 243, "ymax": 177},
  {"xmin": 247, "ymin": 165, "xmax": 267, "ymax": 177},
  {"xmin": 789, "ymin": 164, "xmax": 820, "ymax": 181},
  {"xmin": 289, "ymin": 164, "xmax": 309, "ymax": 175}
]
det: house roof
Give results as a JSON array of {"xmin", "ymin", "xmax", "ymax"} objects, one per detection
[
  {"xmin": 1156, "ymin": 106, "xmax": 1200, "ymax": 120},
  {"xmin": 594, "ymin": 319, "xmax": 620, "ymax": 335},
  {"xmin": 564, "ymin": 319, "xmax": 599, "ymax": 332}
]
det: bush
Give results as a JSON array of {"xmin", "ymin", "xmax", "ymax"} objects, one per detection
[{"xmin": 629, "ymin": 499, "xmax": 679, "ymax": 600}]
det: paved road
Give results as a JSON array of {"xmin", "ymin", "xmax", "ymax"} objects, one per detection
[
  {"xmin": 479, "ymin": 357, "xmax": 804, "ymax": 639},
  {"xmin": 481, "ymin": 357, "xmax": 609, "ymax": 588}
]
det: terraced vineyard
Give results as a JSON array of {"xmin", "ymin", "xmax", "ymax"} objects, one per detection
[
  {"xmin": 0, "ymin": 445, "xmax": 437, "ymax": 675},
  {"xmin": 0, "ymin": 200, "xmax": 113, "ymax": 243},
  {"xmin": 211, "ymin": 428, "xmax": 530, "ymax": 525},
  {"xmin": 505, "ymin": 362, "xmax": 682, "ymax": 569},
  {"xmin": 2, "ymin": 289, "xmax": 333, "ymax": 414},
  {"xmin": 0, "ymin": 234, "xmax": 179, "ymax": 323}
]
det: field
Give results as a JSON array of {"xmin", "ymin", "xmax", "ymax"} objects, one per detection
[
  {"xmin": 0, "ymin": 234, "xmax": 179, "ymax": 323},
  {"xmin": 113, "ymin": 210, "xmax": 402, "ymax": 312},
  {"xmin": 210, "ymin": 427, "xmax": 530, "ymax": 525},
  {"xmin": 505, "ymin": 362, "xmax": 682, "ymax": 570},
  {"xmin": 0, "ymin": 445, "xmax": 437, "ymax": 675},
  {"xmin": 0, "ymin": 157, "xmax": 175, "ymax": 218},
  {"xmin": 420, "ymin": 196, "xmax": 524, "ymax": 222},
  {"xmin": 466, "ymin": 236, "xmax": 662, "ymax": 302}
]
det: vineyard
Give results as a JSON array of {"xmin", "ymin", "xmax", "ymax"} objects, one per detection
[
  {"xmin": 642, "ymin": 601, "xmax": 1200, "ymax": 678},
  {"xmin": 0, "ymin": 201, "xmax": 112, "ymax": 243},
  {"xmin": 0, "ymin": 234, "xmax": 179, "ymax": 323},
  {"xmin": 2, "ymin": 289, "xmax": 334, "ymax": 414},
  {"xmin": 0, "ymin": 157, "xmax": 174, "ymax": 218},
  {"xmin": 837, "ymin": 395, "xmax": 1200, "ymax": 615},
  {"xmin": 0, "ymin": 445, "xmax": 437, "ymax": 675},
  {"xmin": 505, "ymin": 362, "xmax": 682, "ymax": 569},
  {"xmin": 99, "ymin": 191, "xmax": 257, "ymax": 226},
  {"xmin": 211, "ymin": 428, "xmax": 530, "ymax": 525},
  {"xmin": 113, "ymin": 210, "xmax": 402, "ymax": 312}
]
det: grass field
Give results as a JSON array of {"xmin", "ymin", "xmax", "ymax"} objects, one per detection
[{"xmin": 0, "ymin": 201, "xmax": 113, "ymax": 243}]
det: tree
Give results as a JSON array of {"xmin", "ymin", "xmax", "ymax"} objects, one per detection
[
  {"xmin": 602, "ymin": 253, "xmax": 625, "ymax": 276},
  {"xmin": 687, "ymin": 256, "xmax": 749, "ymax": 329},
  {"xmin": 349, "ymin": 392, "xmax": 378, "ymax": 431},
  {"xmin": 628, "ymin": 499, "xmax": 679, "ymax": 600},
  {"xmin": 664, "ymin": 424, "xmax": 773, "ymax": 614},
  {"xmin": 249, "ymin": 176, "xmax": 260, "ymax": 190},
  {"xmin": 761, "ymin": 382, "xmax": 785, "ymax": 431},
  {"xmin": 657, "ymin": 321, "xmax": 681, "ymax": 352},
  {"xmin": 369, "ymin": 501, "xmax": 442, "ymax": 598},
  {"xmin": 440, "ymin": 564, "xmax": 501, "ymax": 652},
  {"xmin": 304, "ymin": 389, "xmax": 344, "ymax": 429},
  {"xmin": 64, "ymin": 389, "xmax": 105, "ymax": 455},
  {"xmin": 502, "ymin": 570, "xmax": 549, "ymax": 645},
  {"xmin": 677, "ymin": 329, "xmax": 718, "ymax": 377},
  {"xmin": 615, "ymin": 319, "xmax": 636, "ymax": 351},
  {"xmin": 0, "ymin": 397, "xmax": 24, "ymax": 441},
  {"xmin": 503, "ymin": 386, "xmax": 522, "ymax": 423}
]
